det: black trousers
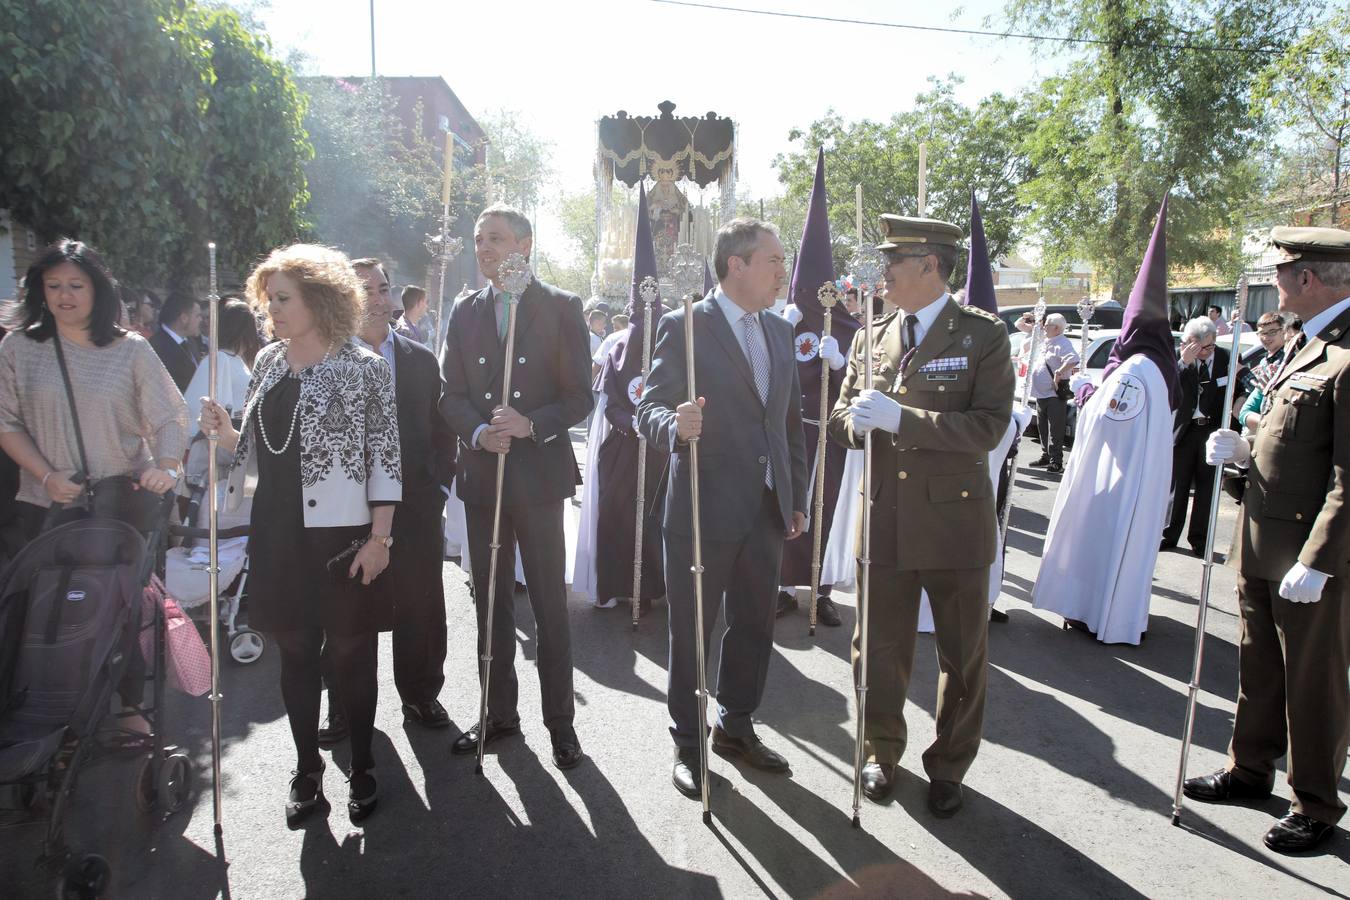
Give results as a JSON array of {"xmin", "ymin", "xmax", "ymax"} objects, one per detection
[
  {"xmin": 465, "ymin": 500, "xmax": 575, "ymax": 735},
  {"xmin": 1035, "ymin": 395, "xmax": 1068, "ymax": 465},
  {"xmin": 665, "ymin": 490, "xmax": 784, "ymax": 749},
  {"xmin": 1164, "ymin": 422, "xmax": 1218, "ymax": 548},
  {"xmin": 276, "ymin": 628, "xmax": 378, "ymax": 773},
  {"xmin": 387, "ymin": 497, "xmax": 448, "ymax": 705}
]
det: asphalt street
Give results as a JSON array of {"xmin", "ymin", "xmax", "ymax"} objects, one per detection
[{"xmin": 2, "ymin": 430, "xmax": 1346, "ymax": 898}]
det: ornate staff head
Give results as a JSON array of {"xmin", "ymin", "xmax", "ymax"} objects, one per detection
[
  {"xmin": 670, "ymin": 244, "xmax": 704, "ymax": 300},
  {"xmin": 638, "ymin": 275, "xmax": 660, "ymax": 308},
  {"xmin": 1033, "ymin": 297, "xmax": 1047, "ymax": 326},
  {"xmin": 818, "ymin": 282, "xmax": 840, "ymax": 309},
  {"xmin": 1076, "ymin": 295, "xmax": 1095, "ymax": 325},
  {"xmin": 499, "ymin": 252, "xmax": 532, "ymax": 299},
  {"xmin": 848, "ymin": 243, "xmax": 885, "ymax": 295}
]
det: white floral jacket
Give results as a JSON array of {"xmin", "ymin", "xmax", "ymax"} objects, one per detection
[{"xmin": 226, "ymin": 339, "xmax": 402, "ymax": 527}]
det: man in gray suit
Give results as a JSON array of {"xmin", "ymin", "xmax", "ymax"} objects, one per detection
[{"xmin": 638, "ymin": 219, "xmax": 809, "ymax": 799}]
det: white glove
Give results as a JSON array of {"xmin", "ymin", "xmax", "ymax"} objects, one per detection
[
  {"xmin": 1012, "ymin": 405, "xmax": 1036, "ymax": 433},
  {"xmin": 1279, "ymin": 562, "xmax": 1328, "ymax": 604},
  {"xmin": 819, "ymin": 335, "xmax": 846, "ymax": 371},
  {"xmin": 1205, "ymin": 428, "xmax": 1250, "ymax": 467},
  {"xmin": 849, "ymin": 388, "xmax": 903, "ymax": 435},
  {"xmin": 1069, "ymin": 373, "xmax": 1093, "ymax": 393},
  {"xmin": 781, "ymin": 304, "xmax": 803, "ymax": 326}
]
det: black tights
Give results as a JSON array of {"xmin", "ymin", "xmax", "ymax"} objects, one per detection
[{"xmin": 272, "ymin": 628, "xmax": 378, "ymax": 774}]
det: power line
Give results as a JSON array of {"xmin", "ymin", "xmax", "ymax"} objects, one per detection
[{"xmin": 649, "ymin": 0, "xmax": 1283, "ymax": 56}]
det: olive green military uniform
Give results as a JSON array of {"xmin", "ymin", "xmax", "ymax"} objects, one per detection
[
  {"xmin": 827, "ymin": 243, "xmax": 1013, "ymax": 783},
  {"xmin": 1229, "ymin": 227, "xmax": 1350, "ymax": 827}
]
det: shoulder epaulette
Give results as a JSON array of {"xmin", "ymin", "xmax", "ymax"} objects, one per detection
[{"xmin": 959, "ymin": 305, "xmax": 1001, "ymax": 324}]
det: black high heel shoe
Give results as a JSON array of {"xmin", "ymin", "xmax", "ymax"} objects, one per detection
[
  {"xmin": 286, "ymin": 761, "xmax": 325, "ymax": 826},
  {"xmin": 347, "ymin": 770, "xmax": 379, "ymax": 823}
]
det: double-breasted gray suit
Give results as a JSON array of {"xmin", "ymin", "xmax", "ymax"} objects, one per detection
[{"xmin": 638, "ymin": 290, "xmax": 808, "ymax": 747}]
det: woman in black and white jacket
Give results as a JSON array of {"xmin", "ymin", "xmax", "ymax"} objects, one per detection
[{"xmin": 201, "ymin": 244, "xmax": 401, "ymax": 825}]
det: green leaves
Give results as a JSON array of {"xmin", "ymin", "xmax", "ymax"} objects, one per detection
[
  {"xmin": 0, "ymin": 0, "xmax": 309, "ymax": 289},
  {"xmin": 774, "ymin": 76, "xmax": 1035, "ymax": 284}
]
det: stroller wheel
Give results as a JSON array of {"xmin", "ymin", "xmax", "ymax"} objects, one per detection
[
  {"xmin": 158, "ymin": 752, "xmax": 193, "ymax": 814},
  {"xmin": 57, "ymin": 853, "xmax": 110, "ymax": 899},
  {"xmin": 229, "ymin": 629, "xmax": 265, "ymax": 665},
  {"xmin": 133, "ymin": 755, "xmax": 157, "ymax": 813}
]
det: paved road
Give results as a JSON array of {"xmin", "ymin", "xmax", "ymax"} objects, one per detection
[{"xmin": 2, "ymin": 432, "xmax": 1346, "ymax": 898}]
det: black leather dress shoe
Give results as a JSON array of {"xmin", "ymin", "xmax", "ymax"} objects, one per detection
[
  {"xmin": 551, "ymin": 731, "xmax": 584, "ymax": 770},
  {"xmin": 451, "ymin": 720, "xmax": 521, "ymax": 755},
  {"xmin": 1159, "ymin": 540, "xmax": 1178, "ymax": 552},
  {"xmin": 928, "ymin": 780, "xmax": 963, "ymax": 818},
  {"xmin": 816, "ymin": 596, "xmax": 842, "ymax": 627},
  {"xmin": 711, "ymin": 727, "xmax": 789, "ymax": 772},
  {"xmin": 1263, "ymin": 811, "xmax": 1335, "ymax": 853},
  {"xmin": 775, "ymin": 591, "xmax": 798, "ymax": 618},
  {"xmin": 402, "ymin": 699, "xmax": 451, "ymax": 729},
  {"xmin": 861, "ymin": 762, "xmax": 896, "ymax": 803},
  {"xmin": 1182, "ymin": 769, "xmax": 1271, "ymax": 803},
  {"xmin": 347, "ymin": 771, "xmax": 378, "ymax": 823},
  {"xmin": 672, "ymin": 748, "xmax": 702, "ymax": 799},
  {"xmin": 1029, "ymin": 455, "xmax": 1051, "ymax": 467},
  {"xmin": 317, "ymin": 710, "xmax": 349, "ymax": 745},
  {"xmin": 989, "ymin": 607, "xmax": 1010, "ymax": 623}
]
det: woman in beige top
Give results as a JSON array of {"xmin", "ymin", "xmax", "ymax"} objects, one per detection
[{"xmin": 0, "ymin": 239, "xmax": 189, "ymax": 539}]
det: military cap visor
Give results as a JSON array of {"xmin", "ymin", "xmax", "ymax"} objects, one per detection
[
  {"xmin": 875, "ymin": 215, "xmax": 964, "ymax": 252},
  {"xmin": 1269, "ymin": 225, "xmax": 1350, "ymax": 264}
]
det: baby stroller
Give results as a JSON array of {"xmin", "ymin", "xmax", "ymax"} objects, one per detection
[
  {"xmin": 0, "ymin": 494, "xmax": 192, "ymax": 899},
  {"xmin": 166, "ymin": 433, "xmax": 260, "ymax": 665}
]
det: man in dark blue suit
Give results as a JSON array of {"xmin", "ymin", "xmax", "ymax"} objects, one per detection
[
  {"xmin": 638, "ymin": 219, "xmax": 809, "ymax": 799},
  {"xmin": 440, "ymin": 204, "xmax": 593, "ymax": 770},
  {"xmin": 318, "ymin": 258, "xmax": 457, "ymax": 744}
]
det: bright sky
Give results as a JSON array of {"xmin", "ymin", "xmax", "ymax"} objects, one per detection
[{"xmin": 258, "ymin": 0, "xmax": 1068, "ymax": 259}]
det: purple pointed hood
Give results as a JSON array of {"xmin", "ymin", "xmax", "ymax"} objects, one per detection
[
  {"xmin": 1078, "ymin": 195, "xmax": 1180, "ymax": 410},
  {"xmin": 963, "ymin": 191, "xmax": 998, "ymax": 315},
  {"xmin": 789, "ymin": 148, "xmax": 858, "ymax": 415},
  {"xmin": 790, "ymin": 148, "xmax": 857, "ymax": 338},
  {"xmin": 615, "ymin": 181, "xmax": 663, "ymax": 371}
]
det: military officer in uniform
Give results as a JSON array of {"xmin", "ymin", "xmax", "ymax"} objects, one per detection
[
  {"xmin": 827, "ymin": 215, "xmax": 1013, "ymax": 818},
  {"xmin": 1190, "ymin": 226, "xmax": 1350, "ymax": 853}
]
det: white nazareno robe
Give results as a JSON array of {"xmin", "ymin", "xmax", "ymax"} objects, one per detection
[{"xmin": 1031, "ymin": 354, "xmax": 1172, "ymax": 645}]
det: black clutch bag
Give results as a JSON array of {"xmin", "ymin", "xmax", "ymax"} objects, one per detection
[{"xmin": 325, "ymin": 538, "xmax": 365, "ymax": 578}]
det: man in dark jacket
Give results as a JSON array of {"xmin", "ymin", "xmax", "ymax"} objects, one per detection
[
  {"xmin": 1161, "ymin": 315, "xmax": 1230, "ymax": 556},
  {"xmin": 440, "ymin": 203, "xmax": 592, "ymax": 770},
  {"xmin": 148, "ymin": 291, "xmax": 202, "ymax": 392}
]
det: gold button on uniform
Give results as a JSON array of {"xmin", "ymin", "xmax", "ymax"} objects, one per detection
[
  {"xmin": 898, "ymin": 386, "xmax": 908, "ymax": 395},
  {"xmin": 899, "ymin": 471, "xmax": 908, "ymax": 480},
  {"xmin": 938, "ymin": 385, "xmax": 946, "ymax": 392},
  {"xmin": 960, "ymin": 490, "xmax": 969, "ymax": 498},
  {"xmin": 1296, "ymin": 513, "xmax": 1304, "ymax": 520}
]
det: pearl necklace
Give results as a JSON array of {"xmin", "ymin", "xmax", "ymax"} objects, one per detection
[{"xmin": 256, "ymin": 340, "xmax": 336, "ymax": 456}]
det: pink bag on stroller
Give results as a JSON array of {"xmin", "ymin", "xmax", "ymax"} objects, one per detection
[{"xmin": 141, "ymin": 576, "xmax": 211, "ymax": 696}]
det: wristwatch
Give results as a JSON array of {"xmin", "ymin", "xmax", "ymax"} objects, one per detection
[
  {"xmin": 528, "ymin": 418, "xmax": 538, "ymax": 442},
  {"xmin": 369, "ymin": 532, "xmax": 394, "ymax": 549}
]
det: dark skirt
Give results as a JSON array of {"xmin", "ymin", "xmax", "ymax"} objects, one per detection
[
  {"xmin": 245, "ymin": 376, "xmax": 392, "ymax": 636},
  {"xmin": 780, "ymin": 421, "xmax": 847, "ymax": 587},
  {"xmin": 595, "ymin": 428, "xmax": 667, "ymax": 601}
]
